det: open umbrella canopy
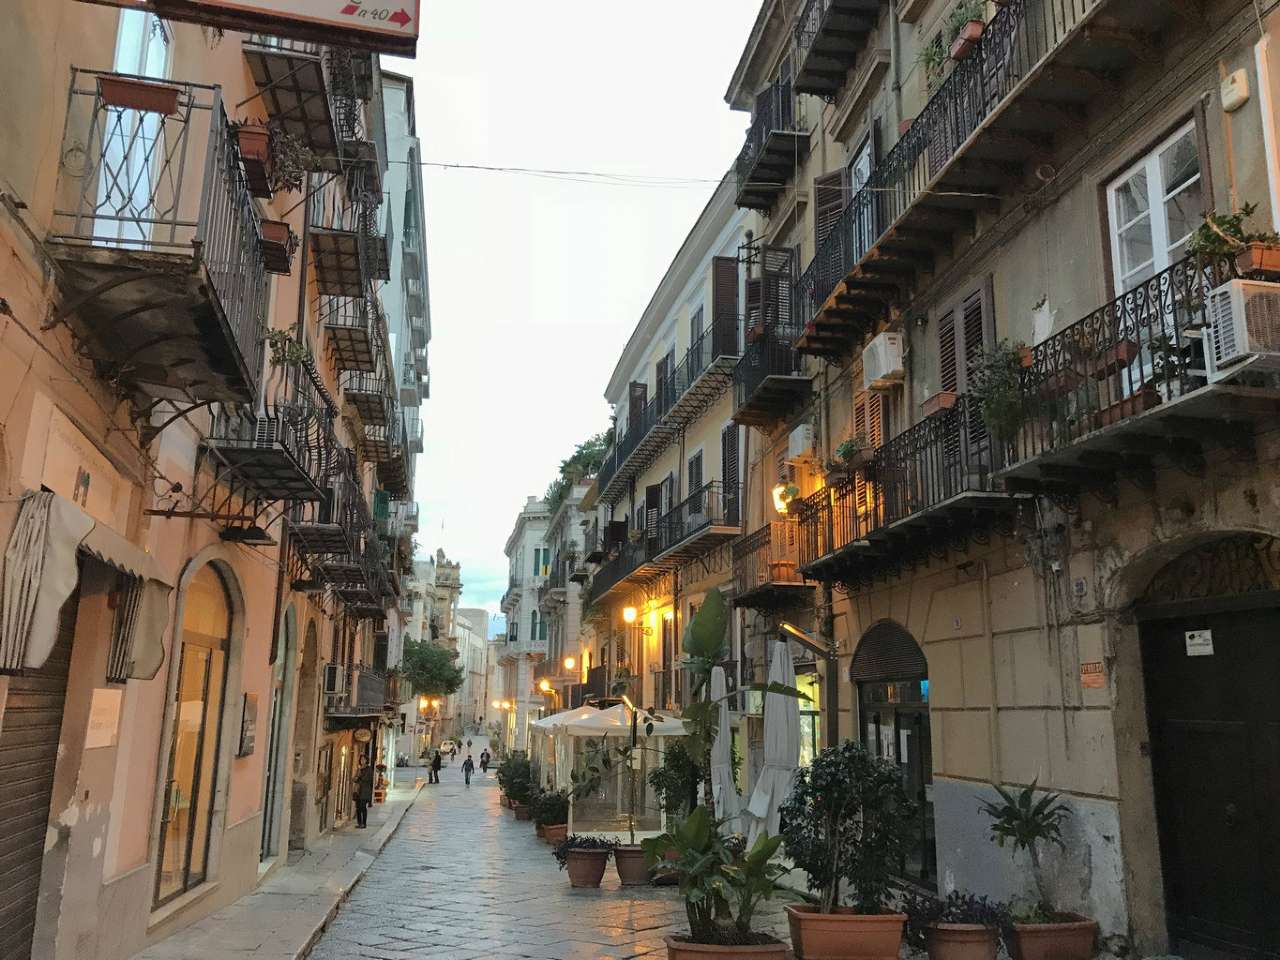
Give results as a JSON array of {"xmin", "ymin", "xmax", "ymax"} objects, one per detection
[
  {"xmin": 530, "ymin": 708, "xmax": 592, "ymax": 731},
  {"xmin": 556, "ymin": 702, "xmax": 687, "ymax": 737},
  {"xmin": 710, "ymin": 665, "xmax": 742, "ymax": 832},
  {"xmin": 746, "ymin": 640, "xmax": 800, "ymax": 844}
]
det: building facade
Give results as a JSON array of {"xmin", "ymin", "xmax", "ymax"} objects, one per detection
[
  {"xmin": 500, "ymin": 496, "xmax": 551, "ymax": 750},
  {"xmin": 0, "ymin": 4, "xmax": 428, "ymax": 957},
  {"xmin": 720, "ymin": 0, "xmax": 1280, "ymax": 955}
]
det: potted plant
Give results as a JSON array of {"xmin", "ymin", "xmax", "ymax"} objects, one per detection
[
  {"xmin": 970, "ymin": 340, "xmax": 1030, "ymax": 455},
  {"xmin": 903, "ymin": 891, "xmax": 1011, "ymax": 960},
  {"xmin": 1187, "ymin": 201, "xmax": 1280, "ymax": 276},
  {"xmin": 533, "ymin": 789, "xmax": 570, "ymax": 844},
  {"xmin": 834, "ymin": 432, "xmax": 873, "ymax": 469},
  {"xmin": 553, "ymin": 835, "xmax": 616, "ymax": 888},
  {"xmin": 980, "ymin": 781, "xmax": 1098, "ymax": 960},
  {"xmin": 266, "ymin": 126, "xmax": 318, "ymax": 195},
  {"xmin": 946, "ymin": 0, "xmax": 987, "ymax": 60},
  {"xmin": 643, "ymin": 806, "xmax": 789, "ymax": 959},
  {"xmin": 779, "ymin": 740, "xmax": 917, "ymax": 960},
  {"xmin": 264, "ymin": 328, "xmax": 310, "ymax": 368},
  {"xmin": 500, "ymin": 756, "xmax": 534, "ymax": 819},
  {"xmin": 98, "ymin": 74, "xmax": 180, "ymax": 114},
  {"xmin": 259, "ymin": 219, "xmax": 298, "ymax": 275}
]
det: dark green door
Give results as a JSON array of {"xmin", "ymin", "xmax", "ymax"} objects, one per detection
[{"xmin": 1142, "ymin": 609, "xmax": 1280, "ymax": 957}]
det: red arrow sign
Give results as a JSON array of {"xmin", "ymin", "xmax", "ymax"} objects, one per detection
[
  {"xmin": 389, "ymin": 8, "xmax": 412, "ymax": 27},
  {"xmin": 341, "ymin": 2, "xmax": 360, "ymax": 13}
]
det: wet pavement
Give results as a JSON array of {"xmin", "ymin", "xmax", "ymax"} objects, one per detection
[{"xmin": 309, "ymin": 763, "xmax": 791, "ymax": 960}]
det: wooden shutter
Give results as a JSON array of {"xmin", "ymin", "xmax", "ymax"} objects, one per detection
[
  {"xmin": 628, "ymin": 381, "xmax": 647, "ymax": 433},
  {"xmin": 655, "ymin": 355, "xmax": 671, "ymax": 411},
  {"xmin": 645, "ymin": 484, "xmax": 662, "ymax": 553},
  {"xmin": 814, "ymin": 168, "xmax": 848, "ymax": 249},
  {"xmin": 688, "ymin": 453, "xmax": 703, "ymax": 515},
  {"xmin": 746, "ymin": 277, "xmax": 763, "ymax": 339},
  {"xmin": 721, "ymin": 424, "xmax": 740, "ymax": 525},
  {"xmin": 712, "ymin": 257, "xmax": 739, "ymax": 358},
  {"xmin": 938, "ymin": 310, "xmax": 959, "ymax": 394},
  {"xmin": 759, "ymin": 245, "xmax": 796, "ymax": 330}
]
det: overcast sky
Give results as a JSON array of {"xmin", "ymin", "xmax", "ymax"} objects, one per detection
[{"xmin": 391, "ymin": 1, "xmax": 760, "ymax": 634}]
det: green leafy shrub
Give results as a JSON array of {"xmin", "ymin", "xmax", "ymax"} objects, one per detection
[
  {"xmin": 902, "ymin": 890, "xmax": 1012, "ymax": 949},
  {"xmin": 980, "ymin": 780, "xmax": 1070, "ymax": 915},
  {"xmin": 552, "ymin": 834, "xmax": 616, "ymax": 869},
  {"xmin": 531, "ymin": 789, "xmax": 570, "ymax": 827}
]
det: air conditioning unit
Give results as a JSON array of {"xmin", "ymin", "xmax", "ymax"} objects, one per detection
[
  {"xmin": 323, "ymin": 663, "xmax": 346, "ymax": 696},
  {"xmin": 862, "ymin": 332, "xmax": 906, "ymax": 391},
  {"xmin": 1204, "ymin": 278, "xmax": 1280, "ymax": 381},
  {"xmin": 787, "ymin": 423, "xmax": 816, "ymax": 460}
]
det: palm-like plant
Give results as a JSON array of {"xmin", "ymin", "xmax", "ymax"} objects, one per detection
[{"xmin": 979, "ymin": 779, "xmax": 1070, "ymax": 914}]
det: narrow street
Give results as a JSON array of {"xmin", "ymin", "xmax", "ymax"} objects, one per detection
[{"xmin": 309, "ymin": 765, "xmax": 790, "ymax": 960}]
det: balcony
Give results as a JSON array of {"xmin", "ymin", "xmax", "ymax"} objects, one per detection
[
  {"xmin": 402, "ymin": 501, "xmax": 420, "ymax": 534},
  {"xmin": 205, "ymin": 357, "xmax": 334, "ymax": 503},
  {"xmin": 374, "ymin": 425, "xmax": 410, "ymax": 498},
  {"xmin": 325, "ymin": 666, "xmax": 390, "ymax": 720},
  {"xmin": 666, "ymin": 314, "xmax": 742, "ymax": 426},
  {"xmin": 795, "ymin": 0, "xmax": 1178, "ymax": 358},
  {"xmin": 655, "ymin": 482, "xmax": 741, "ymax": 563},
  {"xmin": 289, "ymin": 455, "xmax": 365, "ymax": 562},
  {"xmin": 404, "ymin": 408, "xmax": 424, "ymax": 453},
  {"xmin": 583, "ymin": 521, "xmax": 604, "ymax": 563},
  {"xmin": 48, "ymin": 70, "xmax": 267, "ymax": 404},
  {"xmin": 735, "ymin": 80, "xmax": 808, "ymax": 212},
  {"xmin": 732, "ymin": 324, "xmax": 811, "ymax": 426},
  {"xmin": 793, "ymin": 0, "xmax": 885, "ymax": 98},
  {"xmin": 341, "ymin": 371, "xmax": 391, "ymax": 427},
  {"xmin": 321, "ymin": 291, "xmax": 381, "ymax": 373},
  {"xmin": 309, "ymin": 175, "xmax": 390, "ymax": 297},
  {"xmin": 242, "ymin": 37, "xmax": 340, "ymax": 172},
  {"xmin": 1000, "ymin": 254, "xmax": 1280, "ymax": 497},
  {"xmin": 586, "ymin": 540, "xmax": 654, "ymax": 608},
  {"xmin": 400, "ymin": 353, "xmax": 422, "ymax": 405},
  {"xmin": 796, "ymin": 395, "xmax": 1021, "ymax": 589},
  {"xmin": 596, "ymin": 389, "xmax": 680, "ymax": 505},
  {"xmin": 732, "ymin": 521, "xmax": 813, "ymax": 610}
]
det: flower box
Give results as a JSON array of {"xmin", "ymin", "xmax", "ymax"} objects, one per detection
[
  {"xmin": 949, "ymin": 20, "xmax": 984, "ymax": 60},
  {"xmin": 1235, "ymin": 241, "xmax": 1280, "ymax": 277},
  {"xmin": 921, "ymin": 390, "xmax": 957, "ymax": 418},
  {"xmin": 259, "ymin": 219, "xmax": 297, "ymax": 275},
  {"xmin": 99, "ymin": 75, "xmax": 180, "ymax": 115},
  {"xmin": 1096, "ymin": 388, "xmax": 1159, "ymax": 428},
  {"xmin": 1091, "ymin": 339, "xmax": 1140, "ymax": 380},
  {"xmin": 237, "ymin": 125, "xmax": 273, "ymax": 199}
]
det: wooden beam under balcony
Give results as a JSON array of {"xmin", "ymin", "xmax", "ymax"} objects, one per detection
[
  {"xmin": 241, "ymin": 37, "xmax": 340, "ymax": 171},
  {"xmin": 792, "ymin": 0, "xmax": 885, "ymax": 98}
]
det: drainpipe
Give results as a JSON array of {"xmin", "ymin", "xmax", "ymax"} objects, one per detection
[
  {"xmin": 979, "ymin": 560, "xmax": 1002, "ymax": 783},
  {"xmin": 889, "ymin": 0, "xmax": 904, "ymax": 135}
]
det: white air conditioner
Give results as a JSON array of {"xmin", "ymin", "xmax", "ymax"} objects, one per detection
[
  {"xmin": 323, "ymin": 663, "xmax": 346, "ymax": 696},
  {"xmin": 862, "ymin": 332, "xmax": 905, "ymax": 390},
  {"xmin": 787, "ymin": 423, "xmax": 816, "ymax": 460},
  {"xmin": 1205, "ymin": 279, "xmax": 1280, "ymax": 381}
]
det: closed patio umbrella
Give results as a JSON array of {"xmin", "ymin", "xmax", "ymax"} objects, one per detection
[
  {"xmin": 710, "ymin": 664, "xmax": 742, "ymax": 833},
  {"xmin": 746, "ymin": 639, "xmax": 799, "ymax": 844}
]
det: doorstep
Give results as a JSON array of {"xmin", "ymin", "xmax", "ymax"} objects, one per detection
[{"xmin": 133, "ymin": 780, "xmax": 423, "ymax": 960}]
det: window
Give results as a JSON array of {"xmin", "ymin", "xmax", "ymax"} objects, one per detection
[
  {"xmin": 1107, "ymin": 121, "xmax": 1203, "ymax": 294},
  {"xmin": 687, "ymin": 451, "xmax": 704, "ymax": 514},
  {"xmin": 532, "ymin": 547, "xmax": 549, "ymax": 578}
]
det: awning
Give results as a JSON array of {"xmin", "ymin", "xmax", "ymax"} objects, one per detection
[{"xmin": 1, "ymin": 492, "xmax": 172, "ymax": 681}]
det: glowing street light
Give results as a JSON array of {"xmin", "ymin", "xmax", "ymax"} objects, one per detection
[
  {"xmin": 563, "ymin": 656, "xmax": 576, "ymax": 671},
  {"xmin": 538, "ymin": 678, "xmax": 553, "ymax": 694},
  {"xmin": 622, "ymin": 606, "xmax": 637, "ymax": 624}
]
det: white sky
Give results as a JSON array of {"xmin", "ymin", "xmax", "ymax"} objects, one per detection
[{"xmin": 391, "ymin": 1, "xmax": 761, "ymax": 632}]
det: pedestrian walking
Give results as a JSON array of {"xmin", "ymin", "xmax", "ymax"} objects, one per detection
[
  {"xmin": 430, "ymin": 749, "xmax": 442, "ymax": 784},
  {"xmin": 462, "ymin": 754, "xmax": 475, "ymax": 787},
  {"xmin": 353, "ymin": 754, "xmax": 374, "ymax": 828},
  {"xmin": 479, "ymin": 749, "xmax": 490, "ymax": 773}
]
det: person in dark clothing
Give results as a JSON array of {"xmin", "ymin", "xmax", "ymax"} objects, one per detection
[
  {"xmin": 479, "ymin": 750, "xmax": 490, "ymax": 773},
  {"xmin": 353, "ymin": 754, "xmax": 374, "ymax": 828},
  {"xmin": 430, "ymin": 750, "xmax": 442, "ymax": 784},
  {"xmin": 461, "ymin": 754, "xmax": 475, "ymax": 786}
]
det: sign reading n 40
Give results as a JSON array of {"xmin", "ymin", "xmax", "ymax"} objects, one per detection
[{"xmin": 78, "ymin": 0, "xmax": 421, "ymax": 56}]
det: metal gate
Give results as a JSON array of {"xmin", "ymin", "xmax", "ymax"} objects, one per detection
[{"xmin": 0, "ymin": 590, "xmax": 80, "ymax": 959}]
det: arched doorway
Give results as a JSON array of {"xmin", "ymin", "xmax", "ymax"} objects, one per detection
[
  {"xmin": 289, "ymin": 619, "xmax": 320, "ymax": 852},
  {"xmin": 1136, "ymin": 533, "xmax": 1280, "ymax": 956},
  {"xmin": 155, "ymin": 564, "xmax": 232, "ymax": 906},
  {"xmin": 851, "ymin": 619, "xmax": 934, "ymax": 886},
  {"xmin": 260, "ymin": 605, "xmax": 296, "ymax": 861}
]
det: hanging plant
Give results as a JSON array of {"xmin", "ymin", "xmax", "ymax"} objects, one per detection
[
  {"xmin": 268, "ymin": 126, "xmax": 320, "ymax": 194},
  {"xmin": 264, "ymin": 328, "xmax": 311, "ymax": 368}
]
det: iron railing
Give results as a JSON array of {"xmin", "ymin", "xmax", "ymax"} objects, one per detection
[
  {"xmin": 326, "ymin": 666, "xmax": 388, "ymax": 716},
  {"xmin": 656, "ymin": 482, "xmax": 741, "ymax": 555},
  {"xmin": 404, "ymin": 407, "xmax": 423, "ymax": 452},
  {"xmin": 733, "ymin": 323, "xmax": 805, "ymax": 411},
  {"xmin": 309, "ymin": 173, "xmax": 389, "ymax": 274},
  {"xmin": 51, "ymin": 69, "xmax": 268, "ymax": 397},
  {"xmin": 1011, "ymin": 253, "xmax": 1238, "ymax": 464},
  {"xmin": 734, "ymin": 79, "xmax": 800, "ymax": 189},
  {"xmin": 794, "ymin": 0, "xmax": 839, "ymax": 73},
  {"xmin": 796, "ymin": 394, "xmax": 996, "ymax": 567},
  {"xmin": 288, "ymin": 452, "xmax": 368, "ymax": 557},
  {"xmin": 587, "ymin": 539, "xmax": 646, "ymax": 606},
  {"xmin": 733, "ymin": 521, "xmax": 806, "ymax": 596},
  {"xmin": 797, "ymin": 0, "xmax": 1097, "ymax": 325}
]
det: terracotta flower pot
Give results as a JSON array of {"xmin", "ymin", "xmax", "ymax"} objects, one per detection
[
  {"xmin": 664, "ymin": 936, "xmax": 788, "ymax": 960},
  {"xmin": 259, "ymin": 219, "xmax": 296, "ymax": 275},
  {"xmin": 921, "ymin": 391, "xmax": 957, "ymax": 418},
  {"xmin": 543, "ymin": 823, "xmax": 568, "ymax": 845},
  {"xmin": 513, "ymin": 802, "xmax": 531, "ymax": 821},
  {"xmin": 1235, "ymin": 241, "xmax": 1280, "ymax": 276},
  {"xmin": 237, "ymin": 124, "xmax": 273, "ymax": 199},
  {"xmin": 564, "ymin": 848, "xmax": 609, "ymax": 888},
  {"xmin": 949, "ymin": 20, "xmax": 984, "ymax": 60},
  {"xmin": 1009, "ymin": 914, "xmax": 1097, "ymax": 960},
  {"xmin": 99, "ymin": 75, "xmax": 180, "ymax": 114},
  {"xmin": 786, "ymin": 905, "xmax": 905, "ymax": 960},
  {"xmin": 925, "ymin": 923, "xmax": 999, "ymax": 960},
  {"xmin": 614, "ymin": 845, "xmax": 651, "ymax": 886}
]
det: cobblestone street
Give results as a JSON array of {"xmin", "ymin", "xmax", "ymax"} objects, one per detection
[{"xmin": 309, "ymin": 765, "xmax": 790, "ymax": 960}]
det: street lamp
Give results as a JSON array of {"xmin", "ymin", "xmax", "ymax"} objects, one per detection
[
  {"xmin": 538, "ymin": 678, "xmax": 553, "ymax": 694},
  {"xmin": 563, "ymin": 656, "xmax": 575, "ymax": 672},
  {"xmin": 622, "ymin": 606, "xmax": 637, "ymax": 624}
]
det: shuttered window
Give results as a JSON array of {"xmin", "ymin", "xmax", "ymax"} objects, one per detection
[
  {"xmin": 852, "ymin": 391, "xmax": 884, "ymax": 516},
  {"xmin": 937, "ymin": 278, "xmax": 995, "ymax": 453},
  {"xmin": 688, "ymin": 452, "xmax": 703, "ymax": 513},
  {"xmin": 712, "ymin": 256, "xmax": 740, "ymax": 358},
  {"xmin": 721, "ymin": 424, "xmax": 740, "ymax": 525},
  {"xmin": 814, "ymin": 168, "xmax": 848, "ymax": 249},
  {"xmin": 759, "ymin": 245, "xmax": 796, "ymax": 329},
  {"xmin": 628, "ymin": 381, "xmax": 647, "ymax": 433}
]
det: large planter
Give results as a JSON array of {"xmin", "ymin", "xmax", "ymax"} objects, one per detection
[
  {"xmin": 614, "ymin": 845, "xmax": 650, "ymax": 885},
  {"xmin": 925, "ymin": 923, "xmax": 999, "ymax": 960},
  {"xmin": 949, "ymin": 20, "xmax": 984, "ymax": 60},
  {"xmin": 99, "ymin": 75, "xmax": 180, "ymax": 114},
  {"xmin": 664, "ymin": 936, "xmax": 788, "ymax": 960},
  {"xmin": 1009, "ymin": 915, "xmax": 1097, "ymax": 960},
  {"xmin": 1236, "ymin": 241, "xmax": 1280, "ymax": 276},
  {"xmin": 543, "ymin": 823, "xmax": 568, "ymax": 845},
  {"xmin": 236, "ymin": 124, "xmax": 273, "ymax": 198},
  {"xmin": 786, "ymin": 905, "xmax": 905, "ymax": 960},
  {"xmin": 564, "ymin": 848, "xmax": 610, "ymax": 888},
  {"xmin": 513, "ymin": 802, "xmax": 531, "ymax": 821}
]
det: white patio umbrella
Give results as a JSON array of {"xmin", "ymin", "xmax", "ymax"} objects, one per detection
[
  {"xmin": 710, "ymin": 665, "xmax": 743, "ymax": 833},
  {"xmin": 555, "ymin": 702, "xmax": 687, "ymax": 738},
  {"xmin": 746, "ymin": 640, "xmax": 799, "ymax": 844}
]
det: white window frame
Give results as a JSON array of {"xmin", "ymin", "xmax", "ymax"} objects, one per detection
[{"xmin": 1105, "ymin": 119, "xmax": 1201, "ymax": 297}]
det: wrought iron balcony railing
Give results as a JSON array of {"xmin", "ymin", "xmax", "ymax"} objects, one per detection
[
  {"xmin": 732, "ymin": 520, "xmax": 810, "ymax": 607},
  {"xmin": 732, "ymin": 323, "xmax": 810, "ymax": 425},
  {"xmin": 586, "ymin": 540, "xmax": 647, "ymax": 607},
  {"xmin": 309, "ymin": 174, "xmax": 391, "ymax": 295},
  {"xmin": 793, "ymin": 0, "xmax": 880, "ymax": 98},
  {"xmin": 1007, "ymin": 253, "xmax": 1239, "ymax": 468},
  {"xmin": 734, "ymin": 78, "xmax": 808, "ymax": 211},
  {"xmin": 797, "ymin": 0, "xmax": 1098, "ymax": 337},
  {"xmin": 49, "ymin": 69, "xmax": 268, "ymax": 403},
  {"xmin": 325, "ymin": 666, "xmax": 389, "ymax": 717},
  {"xmin": 655, "ymin": 481, "xmax": 741, "ymax": 556},
  {"xmin": 321, "ymin": 290, "xmax": 381, "ymax": 374}
]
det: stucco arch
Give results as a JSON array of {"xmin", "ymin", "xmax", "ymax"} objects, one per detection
[{"xmin": 849, "ymin": 618, "xmax": 927, "ymax": 682}]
